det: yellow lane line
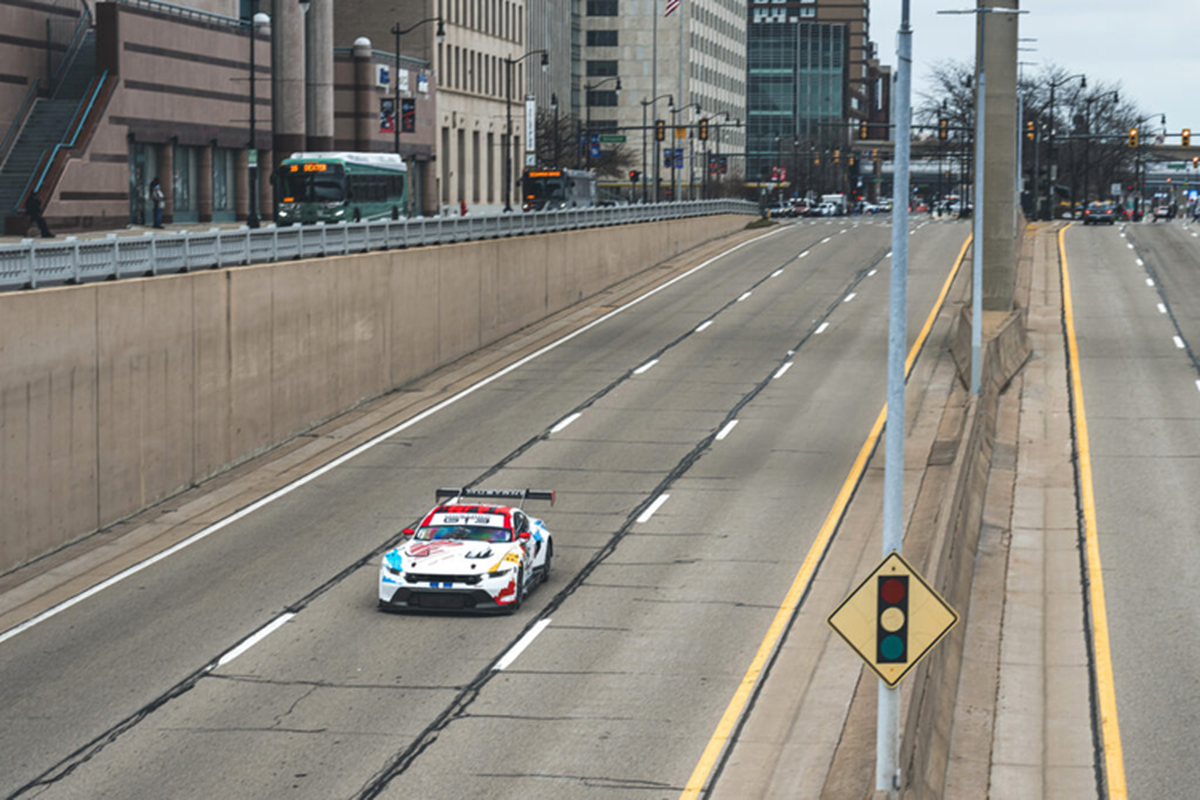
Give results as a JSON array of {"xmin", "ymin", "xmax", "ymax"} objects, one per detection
[
  {"xmin": 679, "ymin": 234, "xmax": 971, "ymax": 799},
  {"xmin": 1058, "ymin": 223, "xmax": 1128, "ymax": 799}
]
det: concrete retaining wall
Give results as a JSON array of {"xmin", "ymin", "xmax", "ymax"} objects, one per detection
[
  {"xmin": 898, "ymin": 302, "xmax": 1031, "ymax": 799},
  {"xmin": 0, "ymin": 214, "xmax": 747, "ymax": 573}
]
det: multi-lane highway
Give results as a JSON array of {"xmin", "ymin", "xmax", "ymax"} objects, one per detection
[
  {"xmin": 0, "ymin": 217, "xmax": 972, "ymax": 798},
  {"xmin": 1063, "ymin": 220, "xmax": 1200, "ymax": 799}
]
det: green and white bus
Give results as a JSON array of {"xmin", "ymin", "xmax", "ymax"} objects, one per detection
[{"xmin": 275, "ymin": 152, "xmax": 407, "ymax": 225}]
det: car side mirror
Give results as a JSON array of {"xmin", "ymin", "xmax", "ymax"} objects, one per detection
[
  {"xmin": 517, "ymin": 531, "xmax": 531, "ymax": 541},
  {"xmin": 402, "ymin": 528, "xmax": 415, "ymax": 538}
]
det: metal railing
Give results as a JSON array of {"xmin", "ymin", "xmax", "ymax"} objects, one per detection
[
  {"xmin": 0, "ymin": 78, "xmax": 40, "ymax": 171},
  {"xmin": 0, "ymin": 200, "xmax": 758, "ymax": 290},
  {"xmin": 50, "ymin": 7, "xmax": 92, "ymax": 98},
  {"xmin": 114, "ymin": 0, "xmax": 244, "ymax": 27}
]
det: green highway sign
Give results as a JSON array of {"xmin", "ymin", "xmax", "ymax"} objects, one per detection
[{"xmin": 598, "ymin": 134, "xmax": 627, "ymax": 144}]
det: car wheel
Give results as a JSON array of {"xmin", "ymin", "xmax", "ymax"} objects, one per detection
[
  {"xmin": 541, "ymin": 541, "xmax": 553, "ymax": 584},
  {"xmin": 507, "ymin": 567, "xmax": 525, "ymax": 614}
]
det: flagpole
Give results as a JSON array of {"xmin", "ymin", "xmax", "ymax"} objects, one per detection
[
  {"xmin": 652, "ymin": 0, "xmax": 658, "ymax": 203},
  {"xmin": 677, "ymin": 0, "xmax": 684, "ymax": 200}
]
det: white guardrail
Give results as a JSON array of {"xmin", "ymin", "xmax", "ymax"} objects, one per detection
[{"xmin": 0, "ymin": 200, "xmax": 759, "ymax": 291}]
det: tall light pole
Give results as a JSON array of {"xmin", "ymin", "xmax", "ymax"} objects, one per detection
[
  {"xmin": 246, "ymin": 10, "xmax": 270, "ymax": 229},
  {"xmin": 1082, "ymin": 90, "xmax": 1119, "ymax": 206},
  {"xmin": 668, "ymin": 101, "xmax": 699, "ymax": 201},
  {"xmin": 390, "ymin": 16, "xmax": 444, "ymax": 216},
  {"xmin": 641, "ymin": 92, "xmax": 672, "ymax": 204},
  {"xmin": 550, "ymin": 92, "xmax": 561, "ymax": 167},
  {"xmin": 583, "ymin": 76, "xmax": 622, "ymax": 170},
  {"xmin": 504, "ymin": 49, "xmax": 548, "ymax": 212},
  {"xmin": 1044, "ymin": 72, "xmax": 1086, "ymax": 219},
  {"xmin": 709, "ymin": 110, "xmax": 734, "ymax": 198}
]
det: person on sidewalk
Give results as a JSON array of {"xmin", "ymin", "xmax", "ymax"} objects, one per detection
[
  {"xmin": 25, "ymin": 191, "xmax": 53, "ymax": 238},
  {"xmin": 151, "ymin": 178, "xmax": 165, "ymax": 228},
  {"xmin": 460, "ymin": 198, "xmax": 468, "ymax": 216}
]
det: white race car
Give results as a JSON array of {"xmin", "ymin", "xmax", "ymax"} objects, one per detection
[{"xmin": 379, "ymin": 488, "xmax": 556, "ymax": 613}]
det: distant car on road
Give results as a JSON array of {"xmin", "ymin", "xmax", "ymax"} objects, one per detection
[
  {"xmin": 1153, "ymin": 205, "xmax": 1172, "ymax": 221},
  {"xmin": 1082, "ymin": 202, "xmax": 1118, "ymax": 225},
  {"xmin": 379, "ymin": 488, "xmax": 556, "ymax": 613}
]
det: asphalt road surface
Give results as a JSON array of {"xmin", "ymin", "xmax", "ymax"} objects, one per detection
[
  {"xmin": 1064, "ymin": 219, "xmax": 1200, "ymax": 800},
  {"xmin": 0, "ymin": 217, "xmax": 971, "ymax": 799}
]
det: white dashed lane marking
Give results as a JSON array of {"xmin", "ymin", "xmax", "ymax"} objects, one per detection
[
  {"xmin": 495, "ymin": 618, "xmax": 552, "ymax": 671},
  {"xmin": 773, "ymin": 362, "xmax": 793, "ymax": 379},
  {"xmin": 637, "ymin": 494, "xmax": 671, "ymax": 524},
  {"xmin": 550, "ymin": 413, "xmax": 582, "ymax": 434},
  {"xmin": 815, "ymin": 322, "xmax": 830, "ymax": 335},
  {"xmin": 715, "ymin": 420, "xmax": 739, "ymax": 441},
  {"xmin": 633, "ymin": 359, "xmax": 659, "ymax": 375},
  {"xmin": 695, "ymin": 320, "xmax": 713, "ymax": 332},
  {"xmin": 215, "ymin": 613, "xmax": 295, "ymax": 668}
]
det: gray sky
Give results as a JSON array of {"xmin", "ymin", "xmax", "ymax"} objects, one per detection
[{"xmin": 870, "ymin": 1, "xmax": 1199, "ymax": 136}]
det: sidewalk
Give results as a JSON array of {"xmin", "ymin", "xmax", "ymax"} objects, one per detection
[{"xmin": 711, "ymin": 223, "xmax": 1099, "ymax": 798}]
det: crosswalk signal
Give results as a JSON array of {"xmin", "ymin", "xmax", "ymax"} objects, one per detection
[
  {"xmin": 1128, "ymin": 127, "xmax": 1139, "ymax": 148},
  {"xmin": 877, "ymin": 575, "xmax": 909, "ymax": 664},
  {"xmin": 859, "ymin": 120, "xmax": 869, "ymax": 140},
  {"xmin": 938, "ymin": 118, "xmax": 949, "ymax": 141},
  {"xmin": 1183, "ymin": 128, "xmax": 1192, "ymax": 148},
  {"xmin": 1025, "ymin": 120, "xmax": 1035, "ymax": 141},
  {"xmin": 655, "ymin": 120, "xmax": 665, "ymax": 142},
  {"xmin": 698, "ymin": 118, "xmax": 708, "ymax": 141}
]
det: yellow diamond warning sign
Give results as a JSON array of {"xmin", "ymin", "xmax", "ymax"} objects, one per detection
[{"xmin": 828, "ymin": 551, "xmax": 958, "ymax": 687}]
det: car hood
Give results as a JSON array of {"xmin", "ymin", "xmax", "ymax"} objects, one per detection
[{"xmin": 384, "ymin": 539, "xmax": 520, "ymax": 575}]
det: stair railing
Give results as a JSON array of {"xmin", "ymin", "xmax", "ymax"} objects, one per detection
[
  {"xmin": 0, "ymin": 78, "xmax": 41, "ymax": 172},
  {"xmin": 50, "ymin": 6, "xmax": 93, "ymax": 99}
]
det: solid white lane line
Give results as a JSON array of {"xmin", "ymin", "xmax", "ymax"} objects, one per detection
[
  {"xmin": 1136, "ymin": 258, "xmax": 1145, "ymax": 266},
  {"xmin": 773, "ymin": 362, "xmax": 793, "ymax": 379},
  {"xmin": 637, "ymin": 494, "xmax": 671, "ymax": 524},
  {"xmin": 815, "ymin": 322, "xmax": 830, "ymax": 335},
  {"xmin": 715, "ymin": 420, "xmax": 739, "ymax": 441},
  {"xmin": 1174, "ymin": 336, "xmax": 1185, "ymax": 349},
  {"xmin": 770, "ymin": 268, "xmax": 784, "ymax": 278},
  {"xmin": 737, "ymin": 291, "xmax": 752, "ymax": 302},
  {"xmin": 1158, "ymin": 303, "xmax": 1167, "ymax": 314},
  {"xmin": 550, "ymin": 413, "xmax": 582, "ymax": 434},
  {"xmin": 1146, "ymin": 278, "xmax": 1155, "ymax": 287},
  {"xmin": 695, "ymin": 320, "xmax": 714, "ymax": 332},
  {"xmin": 0, "ymin": 223, "xmax": 791, "ymax": 648},
  {"xmin": 844, "ymin": 293, "xmax": 857, "ymax": 303},
  {"xmin": 634, "ymin": 359, "xmax": 659, "ymax": 375},
  {"xmin": 495, "ymin": 618, "xmax": 552, "ymax": 671},
  {"xmin": 821, "ymin": 236, "xmax": 832, "ymax": 244},
  {"xmin": 868, "ymin": 269, "xmax": 878, "ymax": 277},
  {"xmin": 216, "ymin": 613, "xmax": 295, "ymax": 668}
]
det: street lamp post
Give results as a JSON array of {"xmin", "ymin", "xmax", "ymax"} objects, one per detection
[
  {"xmin": 1082, "ymin": 91, "xmax": 1119, "ymax": 206},
  {"xmin": 708, "ymin": 110, "xmax": 734, "ymax": 198},
  {"xmin": 668, "ymin": 101, "xmax": 699, "ymax": 201},
  {"xmin": 504, "ymin": 49, "xmax": 548, "ymax": 212},
  {"xmin": 583, "ymin": 76, "xmax": 622, "ymax": 170},
  {"xmin": 550, "ymin": 93, "xmax": 561, "ymax": 168},
  {"xmin": 641, "ymin": 93, "xmax": 672, "ymax": 203},
  {"xmin": 246, "ymin": 10, "xmax": 270, "ymax": 229},
  {"xmin": 390, "ymin": 16, "xmax": 444, "ymax": 217},
  {"xmin": 1044, "ymin": 72, "xmax": 1086, "ymax": 218}
]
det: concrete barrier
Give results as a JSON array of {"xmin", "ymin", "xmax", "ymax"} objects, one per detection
[
  {"xmin": 896, "ymin": 300, "xmax": 1031, "ymax": 799},
  {"xmin": 0, "ymin": 215, "xmax": 749, "ymax": 573}
]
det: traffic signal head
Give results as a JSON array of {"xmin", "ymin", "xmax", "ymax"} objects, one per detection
[
  {"xmin": 698, "ymin": 118, "xmax": 709, "ymax": 140},
  {"xmin": 860, "ymin": 120, "xmax": 869, "ymax": 140},
  {"xmin": 939, "ymin": 118, "xmax": 949, "ymax": 141},
  {"xmin": 1193, "ymin": 156, "xmax": 1199, "ymax": 168},
  {"xmin": 1025, "ymin": 120, "xmax": 1035, "ymax": 141},
  {"xmin": 629, "ymin": 170, "xmax": 639, "ymax": 183},
  {"xmin": 1183, "ymin": 128, "xmax": 1192, "ymax": 148},
  {"xmin": 1128, "ymin": 127, "xmax": 1139, "ymax": 148},
  {"xmin": 877, "ymin": 575, "xmax": 908, "ymax": 664},
  {"xmin": 655, "ymin": 120, "xmax": 666, "ymax": 142},
  {"xmin": 833, "ymin": 149, "xmax": 840, "ymax": 164}
]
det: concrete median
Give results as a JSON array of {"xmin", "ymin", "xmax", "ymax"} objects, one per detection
[{"xmin": 0, "ymin": 215, "xmax": 748, "ymax": 574}]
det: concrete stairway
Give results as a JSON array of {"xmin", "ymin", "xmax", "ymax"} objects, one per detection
[{"xmin": 0, "ymin": 29, "xmax": 96, "ymax": 214}]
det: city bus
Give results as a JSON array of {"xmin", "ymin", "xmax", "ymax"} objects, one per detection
[
  {"xmin": 275, "ymin": 152, "xmax": 407, "ymax": 225},
  {"xmin": 521, "ymin": 168, "xmax": 597, "ymax": 211}
]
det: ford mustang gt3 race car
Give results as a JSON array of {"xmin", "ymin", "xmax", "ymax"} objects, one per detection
[{"xmin": 379, "ymin": 488, "xmax": 555, "ymax": 613}]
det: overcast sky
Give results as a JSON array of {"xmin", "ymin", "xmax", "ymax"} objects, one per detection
[{"xmin": 870, "ymin": 2, "xmax": 1199, "ymax": 135}]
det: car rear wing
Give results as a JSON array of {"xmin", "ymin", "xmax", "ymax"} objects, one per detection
[{"xmin": 435, "ymin": 488, "xmax": 556, "ymax": 508}]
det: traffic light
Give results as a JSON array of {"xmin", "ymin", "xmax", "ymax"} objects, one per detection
[
  {"xmin": 628, "ymin": 170, "xmax": 639, "ymax": 184},
  {"xmin": 655, "ymin": 120, "xmax": 666, "ymax": 142},
  {"xmin": 848, "ymin": 155, "xmax": 855, "ymax": 167},
  {"xmin": 877, "ymin": 574, "xmax": 908, "ymax": 664},
  {"xmin": 833, "ymin": 149, "xmax": 840, "ymax": 164},
  {"xmin": 859, "ymin": 120, "xmax": 869, "ymax": 140},
  {"xmin": 1183, "ymin": 128, "xmax": 1192, "ymax": 148},
  {"xmin": 698, "ymin": 118, "xmax": 708, "ymax": 140},
  {"xmin": 1128, "ymin": 127, "xmax": 1138, "ymax": 148},
  {"xmin": 938, "ymin": 118, "xmax": 949, "ymax": 141},
  {"xmin": 1193, "ymin": 156, "xmax": 1199, "ymax": 168},
  {"xmin": 1025, "ymin": 120, "xmax": 1035, "ymax": 141}
]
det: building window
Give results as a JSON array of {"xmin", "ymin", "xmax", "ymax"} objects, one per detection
[
  {"xmin": 587, "ymin": 90, "xmax": 618, "ymax": 107},
  {"xmin": 587, "ymin": 0, "xmax": 617, "ymax": 16},
  {"xmin": 586, "ymin": 60, "xmax": 618, "ymax": 77},
  {"xmin": 586, "ymin": 30, "xmax": 618, "ymax": 46}
]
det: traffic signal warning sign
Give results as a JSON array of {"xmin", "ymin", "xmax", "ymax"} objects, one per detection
[{"xmin": 828, "ymin": 551, "xmax": 958, "ymax": 687}]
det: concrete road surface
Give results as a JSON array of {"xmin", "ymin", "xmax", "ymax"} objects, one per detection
[
  {"xmin": 1064, "ymin": 220, "xmax": 1200, "ymax": 799},
  {"xmin": 0, "ymin": 218, "xmax": 971, "ymax": 799}
]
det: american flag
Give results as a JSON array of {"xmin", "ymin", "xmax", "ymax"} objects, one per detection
[{"xmin": 665, "ymin": 0, "xmax": 681, "ymax": 16}]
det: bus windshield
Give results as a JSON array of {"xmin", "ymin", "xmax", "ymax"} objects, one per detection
[
  {"xmin": 524, "ymin": 177, "xmax": 566, "ymax": 201},
  {"xmin": 279, "ymin": 166, "xmax": 345, "ymax": 203}
]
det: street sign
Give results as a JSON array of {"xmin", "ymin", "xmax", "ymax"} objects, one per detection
[
  {"xmin": 828, "ymin": 551, "xmax": 958, "ymax": 688},
  {"xmin": 674, "ymin": 149, "xmax": 684, "ymax": 169},
  {"xmin": 598, "ymin": 134, "xmax": 626, "ymax": 144}
]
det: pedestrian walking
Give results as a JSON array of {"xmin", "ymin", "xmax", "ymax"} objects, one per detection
[
  {"xmin": 25, "ymin": 191, "xmax": 53, "ymax": 238},
  {"xmin": 151, "ymin": 178, "xmax": 165, "ymax": 228}
]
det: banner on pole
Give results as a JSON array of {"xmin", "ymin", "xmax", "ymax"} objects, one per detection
[{"xmin": 379, "ymin": 98, "xmax": 395, "ymax": 133}]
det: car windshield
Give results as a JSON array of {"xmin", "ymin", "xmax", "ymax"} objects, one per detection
[
  {"xmin": 278, "ymin": 166, "xmax": 345, "ymax": 203},
  {"xmin": 524, "ymin": 177, "xmax": 566, "ymax": 200},
  {"xmin": 415, "ymin": 525, "xmax": 512, "ymax": 543}
]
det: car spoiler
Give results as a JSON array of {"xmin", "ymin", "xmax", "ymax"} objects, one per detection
[{"xmin": 435, "ymin": 488, "xmax": 556, "ymax": 508}]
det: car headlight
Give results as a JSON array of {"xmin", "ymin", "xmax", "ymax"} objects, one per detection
[
  {"xmin": 278, "ymin": 210, "xmax": 288, "ymax": 217},
  {"xmin": 384, "ymin": 565, "xmax": 401, "ymax": 576},
  {"xmin": 488, "ymin": 567, "xmax": 513, "ymax": 579},
  {"xmin": 334, "ymin": 209, "xmax": 345, "ymax": 217}
]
